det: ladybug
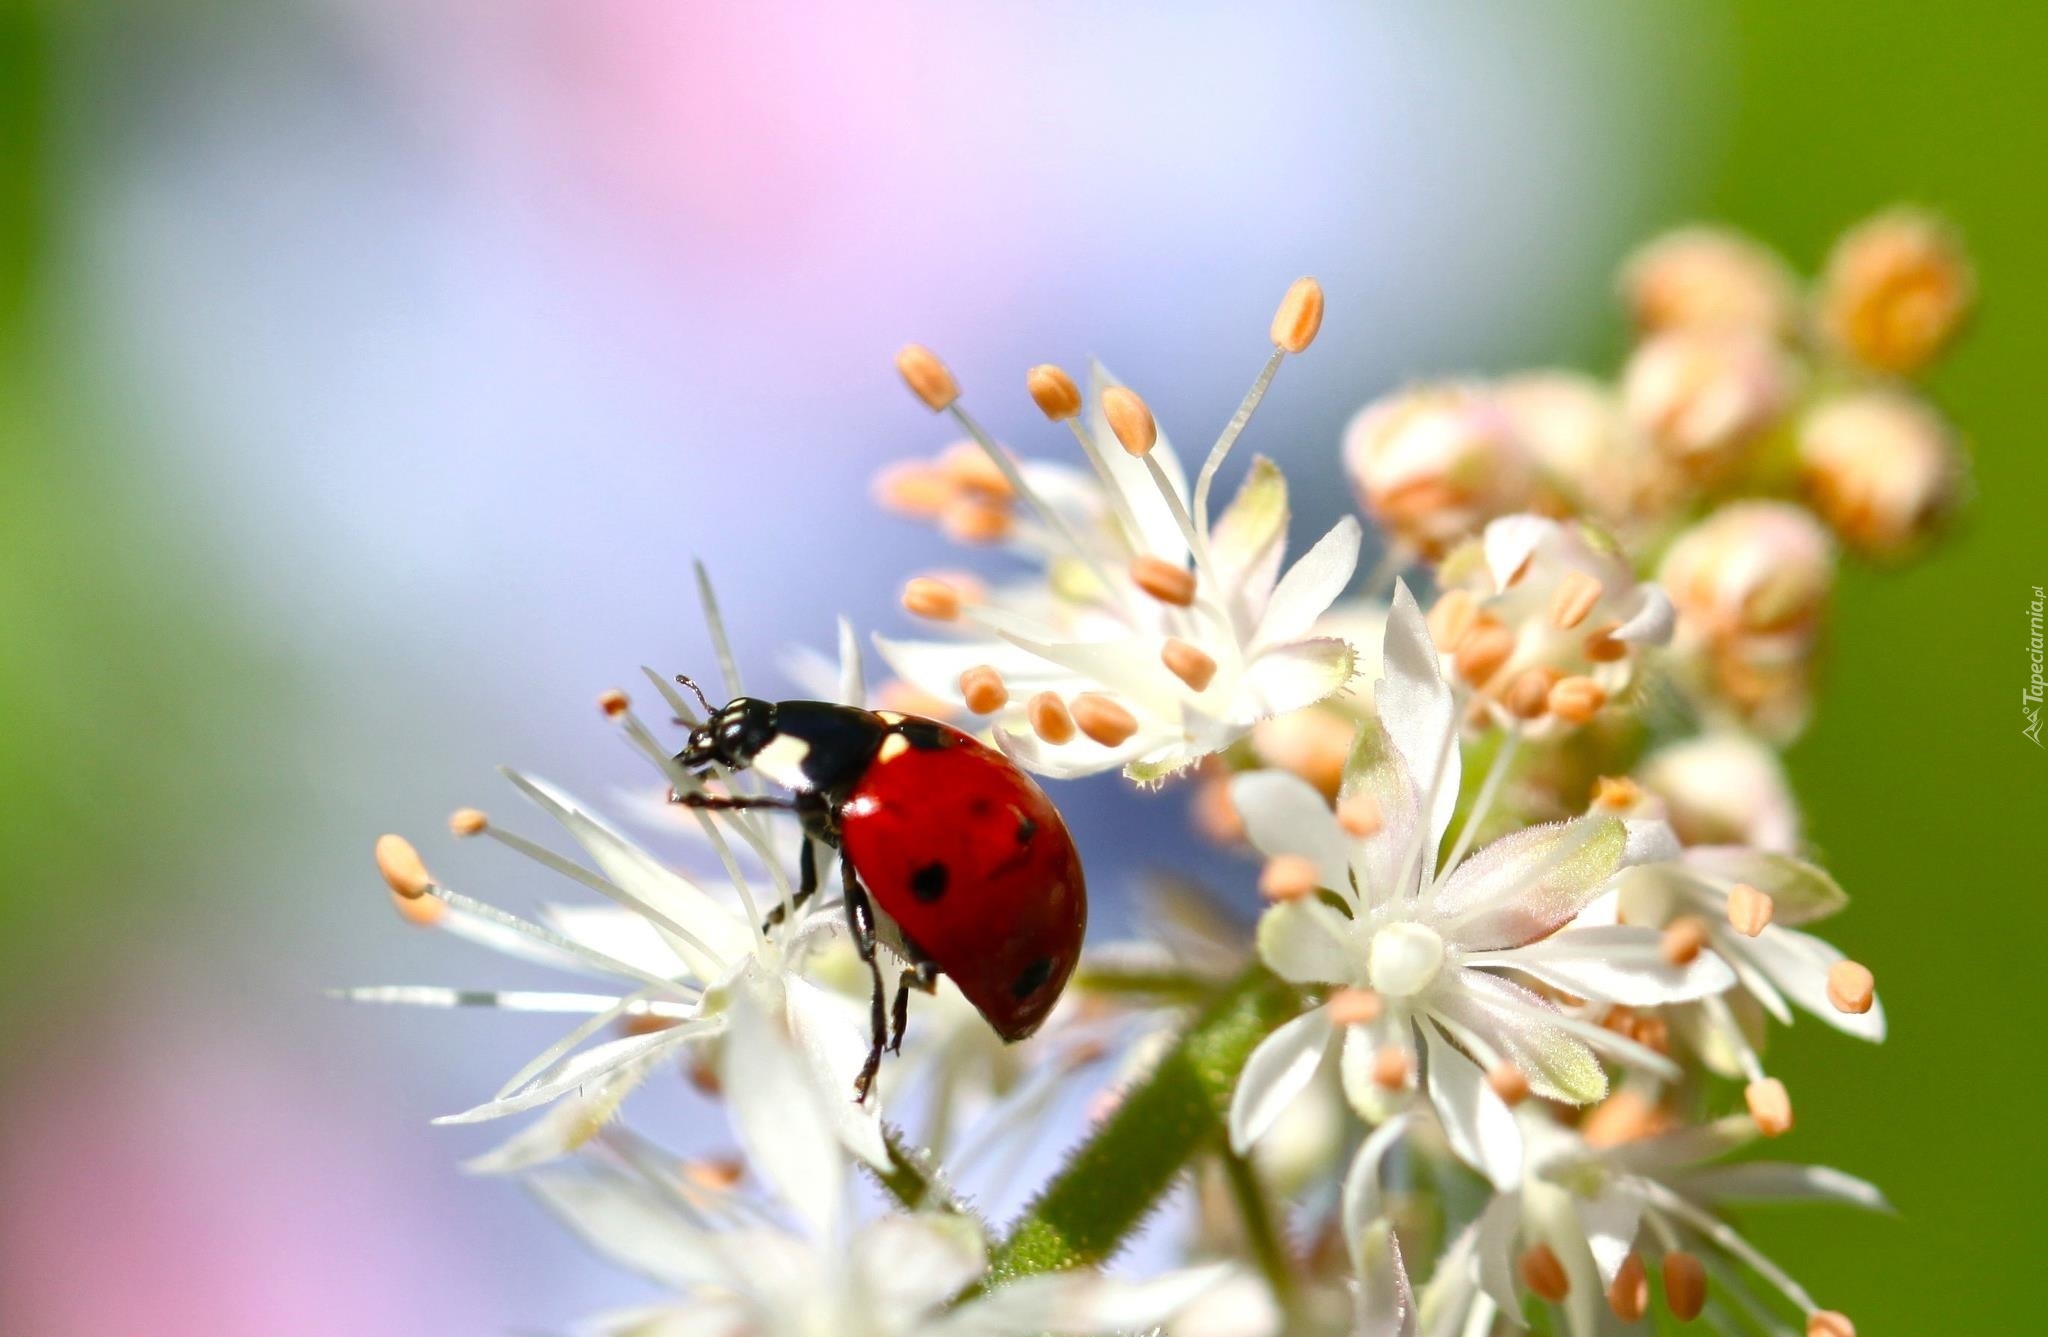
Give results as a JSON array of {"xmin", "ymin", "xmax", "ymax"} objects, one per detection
[{"xmin": 669, "ymin": 679, "xmax": 1087, "ymax": 1100}]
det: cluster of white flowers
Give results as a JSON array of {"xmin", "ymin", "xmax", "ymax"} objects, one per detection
[{"xmin": 356, "ymin": 222, "xmax": 1966, "ymax": 1336}]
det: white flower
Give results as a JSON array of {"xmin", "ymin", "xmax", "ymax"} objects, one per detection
[
  {"xmin": 1595, "ymin": 845, "xmax": 1884, "ymax": 1083},
  {"xmin": 1427, "ymin": 1112, "xmax": 1884, "ymax": 1337},
  {"xmin": 529, "ymin": 1124, "xmax": 1231, "ymax": 1337},
  {"xmin": 350, "ymin": 616, "xmax": 890, "ymax": 1227},
  {"xmin": 1226, "ymin": 584, "xmax": 1730, "ymax": 1188},
  {"xmin": 880, "ymin": 360, "xmax": 1361, "ymax": 783},
  {"xmin": 1492, "ymin": 373, "xmax": 1666, "ymax": 534},
  {"xmin": 1432, "ymin": 515, "xmax": 1675, "ymax": 735}
]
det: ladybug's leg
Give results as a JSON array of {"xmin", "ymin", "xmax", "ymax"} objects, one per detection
[
  {"xmin": 761, "ymin": 837, "xmax": 818, "ymax": 931},
  {"xmin": 889, "ymin": 959, "xmax": 939, "ymax": 1056},
  {"xmin": 841, "ymin": 853, "xmax": 889, "ymax": 1102}
]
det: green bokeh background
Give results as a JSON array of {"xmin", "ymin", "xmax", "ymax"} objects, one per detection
[{"xmin": 3, "ymin": 3, "xmax": 2042, "ymax": 1331}]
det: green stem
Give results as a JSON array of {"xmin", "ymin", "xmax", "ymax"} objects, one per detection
[
  {"xmin": 988, "ymin": 965, "xmax": 1301, "ymax": 1281},
  {"xmin": 1219, "ymin": 1146, "xmax": 1298, "ymax": 1321}
]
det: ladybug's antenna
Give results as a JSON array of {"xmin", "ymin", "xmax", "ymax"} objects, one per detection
[{"xmin": 674, "ymin": 673, "xmax": 716, "ymax": 716}]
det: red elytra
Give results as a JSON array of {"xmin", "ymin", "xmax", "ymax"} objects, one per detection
[
  {"xmin": 671, "ymin": 692, "xmax": 1087, "ymax": 1097},
  {"xmin": 838, "ymin": 720, "xmax": 1086, "ymax": 1040}
]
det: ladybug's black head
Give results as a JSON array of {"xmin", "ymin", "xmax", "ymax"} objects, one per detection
[{"xmin": 680, "ymin": 696, "xmax": 778, "ymax": 773}]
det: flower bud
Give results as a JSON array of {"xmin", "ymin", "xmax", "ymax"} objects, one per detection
[
  {"xmin": 1659, "ymin": 502, "xmax": 1835, "ymax": 640},
  {"xmin": 1623, "ymin": 329, "xmax": 1795, "ymax": 476},
  {"xmin": 1620, "ymin": 225, "xmax": 1800, "ymax": 336},
  {"xmin": 1343, "ymin": 385, "xmax": 1535, "ymax": 558},
  {"xmin": 1820, "ymin": 208, "xmax": 1973, "ymax": 375},
  {"xmin": 1639, "ymin": 731, "xmax": 1801, "ymax": 852},
  {"xmin": 1798, "ymin": 390, "xmax": 1961, "ymax": 557},
  {"xmin": 1494, "ymin": 373, "xmax": 1651, "ymax": 527},
  {"xmin": 1658, "ymin": 503, "xmax": 1834, "ymax": 739}
]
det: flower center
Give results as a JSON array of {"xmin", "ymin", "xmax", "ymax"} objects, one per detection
[{"xmin": 1367, "ymin": 921, "xmax": 1445, "ymax": 998}]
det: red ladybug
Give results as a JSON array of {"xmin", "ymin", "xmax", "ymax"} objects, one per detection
[{"xmin": 671, "ymin": 682, "xmax": 1086, "ymax": 1099}]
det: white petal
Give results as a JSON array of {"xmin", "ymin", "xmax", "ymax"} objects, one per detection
[
  {"xmin": 1422, "ymin": 1028, "xmax": 1522, "ymax": 1189},
  {"xmin": 858, "ymin": 1214, "xmax": 990, "ymax": 1328},
  {"xmin": 1739, "ymin": 925, "xmax": 1885, "ymax": 1040},
  {"xmin": 873, "ymin": 633, "xmax": 1082, "ymax": 708},
  {"xmin": 938, "ymin": 1263, "xmax": 1233, "ymax": 1337},
  {"xmin": 1526, "ymin": 1184, "xmax": 1602, "ymax": 1337},
  {"xmin": 1241, "ymin": 637, "xmax": 1359, "ymax": 718},
  {"xmin": 526, "ymin": 1163, "xmax": 729, "ymax": 1291},
  {"xmin": 1672, "ymin": 1162, "xmax": 1891, "ymax": 1211},
  {"xmin": 837, "ymin": 615, "xmax": 867, "ymax": 707},
  {"xmin": 1228, "ymin": 1007, "xmax": 1334, "ymax": 1152},
  {"xmin": 785, "ymin": 974, "xmax": 891, "ymax": 1169},
  {"xmin": 1232, "ymin": 770, "xmax": 1354, "ymax": 892},
  {"xmin": 1482, "ymin": 515, "xmax": 1556, "ymax": 593},
  {"xmin": 720, "ymin": 970, "xmax": 845, "ymax": 1235},
  {"xmin": 1473, "ymin": 926, "xmax": 1735, "ymax": 1005},
  {"xmin": 1340, "ymin": 1113, "xmax": 1413, "ymax": 1255},
  {"xmin": 1252, "ymin": 516, "xmax": 1363, "ymax": 654},
  {"xmin": 1574, "ymin": 1188, "xmax": 1643, "ymax": 1289},
  {"xmin": 991, "ymin": 718, "xmax": 1171, "ymax": 781},
  {"xmin": 1471, "ymin": 1193, "xmax": 1525, "ymax": 1325},
  {"xmin": 1599, "ymin": 1114, "xmax": 1756, "ymax": 1175},
  {"xmin": 1351, "ymin": 1218, "xmax": 1418, "ymax": 1337},
  {"xmin": 1430, "ymin": 971, "xmax": 1608, "ymax": 1104},
  {"xmin": 505, "ymin": 771, "xmax": 751, "ymax": 979},
  {"xmin": 1623, "ymin": 818, "xmax": 1684, "ymax": 866},
  {"xmin": 1432, "ymin": 816, "xmax": 1631, "ymax": 950},
  {"xmin": 980, "ymin": 613, "xmax": 1188, "ymax": 721},
  {"xmin": 544, "ymin": 904, "xmax": 693, "ymax": 978},
  {"xmin": 1256, "ymin": 900, "xmax": 1360, "ymax": 986},
  {"xmin": 1376, "ymin": 581, "xmax": 1460, "ymax": 870},
  {"xmin": 462, "ymin": 1064, "xmax": 654, "ymax": 1174},
  {"xmin": 1610, "ymin": 582, "xmax": 1675, "ymax": 644},
  {"xmin": 1682, "ymin": 847, "xmax": 1849, "ymax": 926},
  {"xmin": 435, "ymin": 1021, "xmax": 715, "ymax": 1124},
  {"xmin": 1337, "ymin": 1021, "xmax": 1410, "ymax": 1126},
  {"xmin": 1210, "ymin": 455, "xmax": 1291, "ymax": 635},
  {"xmin": 1341, "ymin": 717, "xmax": 1425, "ymax": 907}
]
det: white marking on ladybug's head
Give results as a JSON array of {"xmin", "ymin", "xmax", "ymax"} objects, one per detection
[
  {"xmin": 877, "ymin": 734, "xmax": 911, "ymax": 763},
  {"xmin": 874, "ymin": 710, "xmax": 907, "ymax": 725},
  {"xmin": 751, "ymin": 733, "xmax": 813, "ymax": 790}
]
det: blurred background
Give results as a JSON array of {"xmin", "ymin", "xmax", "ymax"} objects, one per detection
[{"xmin": 2, "ymin": 2, "xmax": 2040, "ymax": 1332}]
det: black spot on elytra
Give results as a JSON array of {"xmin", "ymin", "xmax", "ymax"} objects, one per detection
[
  {"xmin": 1015, "ymin": 814, "xmax": 1037, "ymax": 845},
  {"xmin": 970, "ymin": 796, "xmax": 992, "ymax": 816},
  {"xmin": 910, "ymin": 862, "xmax": 950, "ymax": 902},
  {"xmin": 1010, "ymin": 956, "xmax": 1054, "ymax": 999}
]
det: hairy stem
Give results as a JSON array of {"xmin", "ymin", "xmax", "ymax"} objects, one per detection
[
  {"xmin": 987, "ymin": 965, "xmax": 1301, "ymax": 1281},
  {"xmin": 1220, "ymin": 1146, "xmax": 1298, "ymax": 1321}
]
